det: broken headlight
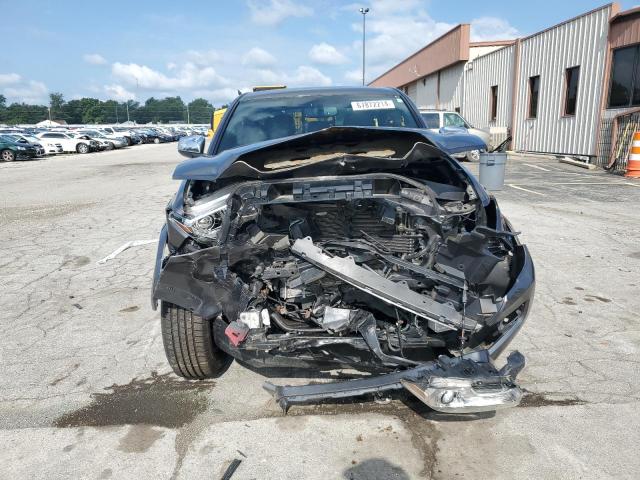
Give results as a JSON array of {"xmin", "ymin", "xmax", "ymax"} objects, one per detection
[{"xmin": 172, "ymin": 193, "xmax": 230, "ymax": 243}]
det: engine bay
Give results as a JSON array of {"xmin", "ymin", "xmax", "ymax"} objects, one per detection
[{"xmin": 165, "ymin": 174, "xmax": 525, "ymax": 368}]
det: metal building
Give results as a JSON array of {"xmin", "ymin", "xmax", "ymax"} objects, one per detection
[{"xmin": 369, "ymin": 3, "xmax": 640, "ymax": 162}]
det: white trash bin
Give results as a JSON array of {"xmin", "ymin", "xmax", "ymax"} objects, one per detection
[{"xmin": 479, "ymin": 152, "xmax": 507, "ymax": 191}]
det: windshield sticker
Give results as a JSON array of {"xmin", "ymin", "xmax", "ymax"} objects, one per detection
[{"xmin": 351, "ymin": 100, "xmax": 396, "ymax": 111}]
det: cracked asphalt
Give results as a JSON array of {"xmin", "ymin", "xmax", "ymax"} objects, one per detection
[{"xmin": 1, "ymin": 144, "xmax": 639, "ymax": 479}]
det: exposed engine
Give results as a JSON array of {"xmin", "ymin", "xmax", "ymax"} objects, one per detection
[{"xmin": 171, "ymin": 174, "xmax": 523, "ymax": 368}]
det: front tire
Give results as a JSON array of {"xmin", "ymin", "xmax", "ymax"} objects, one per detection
[
  {"xmin": 1, "ymin": 149, "xmax": 15, "ymax": 162},
  {"xmin": 153, "ymin": 137, "xmax": 160, "ymax": 144},
  {"xmin": 76, "ymin": 143, "xmax": 90, "ymax": 154},
  {"xmin": 160, "ymin": 302, "xmax": 230, "ymax": 379}
]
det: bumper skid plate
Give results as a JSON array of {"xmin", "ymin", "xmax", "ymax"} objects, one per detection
[{"xmin": 264, "ymin": 350, "xmax": 525, "ymax": 414}]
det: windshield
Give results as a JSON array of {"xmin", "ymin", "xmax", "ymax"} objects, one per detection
[
  {"xmin": 421, "ymin": 113, "xmax": 440, "ymax": 129},
  {"xmin": 443, "ymin": 113, "xmax": 469, "ymax": 129},
  {"xmin": 218, "ymin": 91, "xmax": 419, "ymax": 152}
]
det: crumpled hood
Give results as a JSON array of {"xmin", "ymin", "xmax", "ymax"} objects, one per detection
[{"xmin": 173, "ymin": 126, "xmax": 487, "ymax": 182}]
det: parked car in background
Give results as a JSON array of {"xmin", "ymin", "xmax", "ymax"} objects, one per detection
[
  {"xmin": 419, "ymin": 109, "xmax": 490, "ymax": 161},
  {"xmin": 1, "ymin": 134, "xmax": 46, "ymax": 156},
  {"xmin": 0, "ymin": 135, "xmax": 40, "ymax": 161},
  {"xmin": 77, "ymin": 129, "xmax": 126, "ymax": 149},
  {"xmin": 113, "ymin": 127, "xmax": 144, "ymax": 145},
  {"xmin": 36, "ymin": 132, "xmax": 93, "ymax": 153},
  {"xmin": 69, "ymin": 134, "xmax": 102, "ymax": 152},
  {"xmin": 96, "ymin": 127, "xmax": 131, "ymax": 146}
]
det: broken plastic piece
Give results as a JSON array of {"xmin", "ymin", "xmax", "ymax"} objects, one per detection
[{"xmin": 225, "ymin": 321, "xmax": 250, "ymax": 347}]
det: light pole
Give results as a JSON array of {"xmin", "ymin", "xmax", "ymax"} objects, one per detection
[{"xmin": 359, "ymin": 7, "xmax": 370, "ymax": 86}]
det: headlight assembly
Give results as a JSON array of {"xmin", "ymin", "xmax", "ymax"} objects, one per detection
[{"xmin": 171, "ymin": 193, "xmax": 230, "ymax": 243}]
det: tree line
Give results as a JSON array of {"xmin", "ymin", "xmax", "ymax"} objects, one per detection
[{"xmin": 0, "ymin": 93, "xmax": 222, "ymax": 125}]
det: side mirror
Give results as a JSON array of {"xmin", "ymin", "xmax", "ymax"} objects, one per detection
[{"xmin": 178, "ymin": 135, "xmax": 205, "ymax": 158}]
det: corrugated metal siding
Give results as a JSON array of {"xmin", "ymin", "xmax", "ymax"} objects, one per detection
[
  {"xmin": 439, "ymin": 63, "xmax": 465, "ymax": 111},
  {"xmin": 463, "ymin": 45, "xmax": 515, "ymax": 134},
  {"xmin": 406, "ymin": 82, "xmax": 418, "ymax": 103},
  {"xmin": 416, "ymin": 74, "xmax": 438, "ymax": 109},
  {"xmin": 512, "ymin": 5, "xmax": 611, "ymax": 156}
]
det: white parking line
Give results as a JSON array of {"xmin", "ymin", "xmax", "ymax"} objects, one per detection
[
  {"xmin": 523, "ymin": 163, "xmax": 551, "ymax": 172},
  {"xmin": 518, "ymin": 182, "xmax": 636, "ymax": 186},
  {"xmin": 625, "ymin": 182, "xmax": 640, "ymax": 187},
  {"xmin": 507, "ymin": 184, "xmax": 546, "ymax": 196}
]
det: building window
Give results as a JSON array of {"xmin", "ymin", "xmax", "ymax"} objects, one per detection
[
  {"xmin": 528, "ymin": 75, "xmax": 540, "ymax": 118},
  {"xmin": 564, "ymin": 66, "xmax": 580, "ymax": 116},
  {"xmin": 608, "ymin": 45, "xmax": 640, "ymax": 108},
  {"xmin": 490, "ymin": 85, "xmax": 498, "ymax": 121}
]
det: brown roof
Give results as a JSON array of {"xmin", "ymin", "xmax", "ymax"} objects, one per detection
[
  {"xmin": 469, "ymin": 40, "xmax": 517, "ymax": 47},
  {"xmin": 368, "ymin": 24, "xmax": 470, "ymax": 88}
]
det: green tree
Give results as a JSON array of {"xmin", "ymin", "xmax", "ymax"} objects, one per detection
[
  {"xmin": 49, "ymin": 92, "xmax": 67, "ymax": 122},
  {"xmin": 187, "ymin": 98, "xmax": 214, "ymax": 124},
  {"xmin": 0, "ymin": 94, "xmax": 6, "ymax": 123}
]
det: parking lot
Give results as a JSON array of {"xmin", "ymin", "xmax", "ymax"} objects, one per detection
[{"xmin": 1, "ymin": 145, "xmax": 639, "ymax": 479}]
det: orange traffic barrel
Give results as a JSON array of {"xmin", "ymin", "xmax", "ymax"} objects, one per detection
[{"xmin": 626, "ymin": 131, "xmax": 640, "ymax": 178}]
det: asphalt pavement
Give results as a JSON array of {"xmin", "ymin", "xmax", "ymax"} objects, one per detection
[{"xmin": 1, "ymin": 145, "xmax": 639, "ymax": 479}]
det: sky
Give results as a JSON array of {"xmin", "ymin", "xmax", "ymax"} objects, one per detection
[{"xmin": 0, "ymin": 0, "xmax": 634, "ymax": 106}]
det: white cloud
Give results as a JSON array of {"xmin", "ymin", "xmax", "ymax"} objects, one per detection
[
  {"xmin": 360, "ymin": 13, "xmax": 453, "ymax": 72},
  {"xmin": 241, "ymin": 65, "xmax": 332, "ymax": 88},
  {"xmin": 192, "ymin": 87, "xmax": 240, "ymax": 105},
  {"xmin": 344, "ymin": 69, "xmax": 364, "ymax": 83},
  {"xmin": 288, "ymin": 66, "xmax": 332, "ymax": 86},
  {"xmin": 470, "ymin": 17, "xmax": 520, "ymax": 41},
  {"xmin": 0, "ymin": 73, "xmax": 21, "ymax": 86},
  {"xmin": 112, "ymin": 62, "xmax": 229, "ymax": 91},
  {"xmin": 186, "ymin": 49, "xmax": 221, "ymax": 67},
  {"xmin": 352, "ymin": 2, "xmax": 520, "ymax": 82},
  {"xmin": 83, "ymin": 53, "xmax": 108, "ymax": 65},
  {"xmin": 247, "ymin": 0, "xmax": 312, "ymax": 26},
  {"xmin": 309, "ymin": 43, "xmax": 349, "ymax": 65},
  {"xmin": 242, "ymin": 47, "xmax": 277, "ymax": 67},
  {"xmin": 167, "ymin": 62, "xmax": 177, "ymax": 71},
  {"xmin": 2, "ymin": 76, "xmax": 48, "ymax": 104},
  {"xmin": 104, "ymin": 84, "xmax": 135, "ymax": 101}
]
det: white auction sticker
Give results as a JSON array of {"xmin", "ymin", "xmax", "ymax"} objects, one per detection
[{"xmin": 350, "ymin": 100, "xmax": 396, "ymax": 111}]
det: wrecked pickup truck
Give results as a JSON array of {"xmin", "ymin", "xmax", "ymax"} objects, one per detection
[{"xmin": 152, "ymin": 87, "xmax": 533, "ymax": 414}]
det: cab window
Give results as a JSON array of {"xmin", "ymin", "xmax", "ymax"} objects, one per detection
[
  {"xmin": 443, "ymin": 113, "xmax": 469, "ymax": 128},
  {"xmin": 421, "ymin": 113, "xmax": 440, "ymax": 129}
]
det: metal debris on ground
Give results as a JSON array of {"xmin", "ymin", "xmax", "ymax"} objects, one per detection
[
  {"xmin": 221, "ymin": 459, "xmax": 242, "ymax": 480},
  {"xmin": 96, "ymin": 239, "xmax": 156, "ymax": 265}
]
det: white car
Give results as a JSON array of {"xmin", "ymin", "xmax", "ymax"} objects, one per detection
[
  {"xmin": 77, "ymin": 130, "xmax": 126, "ymax": 149},
  {"xmin": 36, "ymin": 132, "xmax": 94, "ymax": 154},
  {"xmin": 16, "ymin": 134, "xmax": 63, "ymax": 154},
  {"xmin": 419, "ymin": 109, "xmax": 491, "ymax": 161},
  {"xmin": 88, "ymin": 127, "xmax": 129, "ymax": 147}
]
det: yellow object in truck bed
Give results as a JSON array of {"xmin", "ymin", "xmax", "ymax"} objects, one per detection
[{"xmin": 207, "ymin": 108, "xmax": 227, "ymax": 139}]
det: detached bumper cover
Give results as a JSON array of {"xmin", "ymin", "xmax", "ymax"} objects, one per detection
[{"xmin": 264, "ymin": 348, "xmax": 525, "ymax": 413}]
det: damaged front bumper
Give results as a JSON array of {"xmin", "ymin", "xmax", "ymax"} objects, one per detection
[{"xmin": 265, "ymin": 347, "xmax": 525, "ymax": 413}]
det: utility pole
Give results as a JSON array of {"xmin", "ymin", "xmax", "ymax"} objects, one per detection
[
  {"xmin": 115, "ymin": 104, "xmax": 119, "ymax": 123},
  {"xmin": 186, "ymin": 103, "xmax": 190, "ymax": 125},
  {"xmin": 126, "ymin": 101, "xmax": 130, "ymax": 122},
  {"xmin": 359, "ymin": 7, "xmax": 370, "ymax": 86},
  {"xmin": 48, "ymin": 107, "xmax": 52, "ymax": 122}
]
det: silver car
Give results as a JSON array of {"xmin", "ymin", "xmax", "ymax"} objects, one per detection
[{"xmin": 419, "ymin": 109, "xmax": 491, "ymax": 161}]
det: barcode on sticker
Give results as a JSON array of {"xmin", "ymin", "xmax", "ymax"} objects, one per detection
[{"xmin": 350, "ymin": 100, "xmax": 396, "ymax": 111}]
